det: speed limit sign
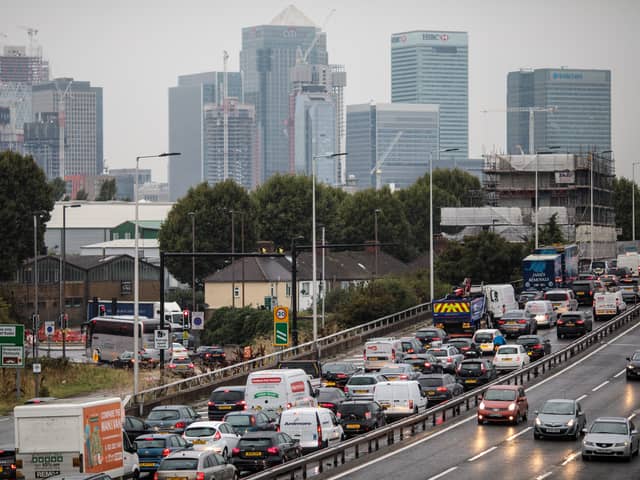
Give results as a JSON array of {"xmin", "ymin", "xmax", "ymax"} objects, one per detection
[{"xmin": 274, "ymin": 306, "xmax": 288, "ymax": 322}]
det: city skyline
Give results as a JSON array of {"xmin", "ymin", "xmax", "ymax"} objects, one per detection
[{"xmin": 2, "ymin": 0, "xmax": 636, "ymax": 183}]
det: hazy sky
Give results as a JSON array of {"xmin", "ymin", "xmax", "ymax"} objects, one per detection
[{"xmin": 3, "ymin": 0, "xmax": 638, "ymax": 182}]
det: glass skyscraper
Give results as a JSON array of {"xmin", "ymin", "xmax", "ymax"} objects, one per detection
[
  {"xmin": 507, "ymin": 68, "xmax": 611, "ymax": 154},
  {"xmin": 346, "ymin": 103, "xmax": 439, "ymax": 190},
  {"xmin": 391, "ymin": 31, "xmax": 468, "ymax": 166}
]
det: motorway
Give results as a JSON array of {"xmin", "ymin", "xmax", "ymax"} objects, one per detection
[{"xmin": 322, "ymin": 317, "xmax": 640, "ymax": 480}]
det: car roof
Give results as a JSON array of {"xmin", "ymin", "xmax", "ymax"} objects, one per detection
[
  {"xmin": 151, "ymin": 405, "xmax": 189, "ymax": 410},
  {"xmin": 241, "ymin": 431, "xmax": 279, "ymax": 438},
  {"xmin": 486, "ymin": 384, "xmax": 520, "ymax": 391},
  {"xmin": 339, "ymin": 399, "xmax": 378, "ymax": 405},
  {"xmin": 517, "ymin": 335, "xmax": 542, "ymax": 341},
  {"xmin": 474, "ymin": 329, "xmax": 500, "ymax": 334},
  {"xmin": 544, "ymin": 398, "xmax": 575, "ymax": 404},
  {"xmin": 593, "ymin": 417, "xmax": 628, "ymax": 423},
  {"xmin": 418, "ymin": 373, "xmax": 448, "ymax": 379},
  {"xmin": 166, "ymin": 449, "xmax": 206, "ymax": 459},
  {"xmin": 213, "ymin": 385, "xmax": 245, "ymax": 392},
  {"xmin": 224, "ymin": 410, "xmax": 261, "ymax": 416},
  {"xmin": 186, "ymin": 421, "xmax": 224, "ymax": 428},
  {"xmin": 546, "ymin": 289, "xmax": 571, "ymax": 294},
  {"xmin": 135, "ymin": 433, "xmax": 178, "ymax": 439}
]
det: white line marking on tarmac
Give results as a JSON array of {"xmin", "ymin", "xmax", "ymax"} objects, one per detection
[
  {"xmin": 536, "ymin": 472, "xmax": 553, "ymax": 480},
  {"xmin": 426, "ymin": 467, "xmax": 458, "ymax": 480},
  {"xmin": 592, "ymin": 380, "xmax": 610, "ymax": 392},
  {"xmin": 614, "ymin": 369, "xmax": 627, "ymax": 378},
  {"xmin": 506, "ymin": 426, "xmax": 532, "ymax": 441},
  {"xmin": 629, "ymin": 413, "xmax": 636, "ymax": 420},
  {"xmin": 561, "ymin": 451, "xmax": 580, "ymax": 466},
  {"xmin": 0, "ymin": 418, "xmax": 8, "ymax": 422},
  {"xmin": 467, "ymin": 446, "xmax": 497, "ymax": 462},
  {"xmin": 576, "ymin": 394, "xmax": 588, "ymax": 402}
]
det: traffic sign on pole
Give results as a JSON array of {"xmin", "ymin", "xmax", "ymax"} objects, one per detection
[
  {"xmin": 273, "ymin": 306, "xmax": 290, "ymax": 347},
  {"xmin": 0, "ymin": 325, "xmax": 24, "ymax": 368},
  {"xmin": 191, "ymin": 312, "xmax": 204, "ymax": 330},
  {"xmin": 154, "ymin": 329, "xmax": 169, "ymax": 350},
  {"xmin": 45, "ymin": 321, "xmax": 55, "ymax": 336}
]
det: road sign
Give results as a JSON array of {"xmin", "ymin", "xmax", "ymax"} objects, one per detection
[
  {"xmin": 273, "ymin": 306, "xmax": 290, "ymax": 347},
  {"xmin": 45, "ymin": 321, "xmax": 55, "ymax": 336},
  {"xmin": 0, "ymin": 324, "xmax": 24, "ymax": 368},
  {"xmin": 154, "ymin": 329, "xmax": 169, "ymax": 350},
  {"xmin": 182, "ymin": 330, "xmax": 189, "ymax": 340},
  {"xmin": 274, "ymin": 306, "xmax": 289, "ymax": 323},
  {"xmin": 33, "ymin": 363, "xmax": 41, "ymax": 374},
  {"xmin": 191, "ymin": 311, "xmax": 204, "ymax": 330}
]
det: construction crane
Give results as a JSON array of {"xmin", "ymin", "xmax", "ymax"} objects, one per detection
[
  {"xmin": 370, "ymin": 131, "xmax": 403, "ymax": 190},
  {"xmin": 18, "ymin": 25, "xmax": 39, "ymax": 56},
  {"xmin": 55, "ymin": 80, "xmax": 73, "ymax": 179},
  {"xmin": 297, "ymin": 9, "xmax": 335, "ymax": 65}
]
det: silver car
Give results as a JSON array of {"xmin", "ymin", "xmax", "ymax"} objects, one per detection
[
  {"xmin": 156, "ymin": 449, "xmax": 238, "ymax": 480},
  {"xmin": 378, "ymin": 363, "xmax": 420, "ymax": 381},
  {"xmin": 344, "ymin": 373, "xmax": 387, "ymax": 398},
  {"xmin": 426, "ymin": 345, "xmax": 464, "ymax": 373},
  {"xmin": 582, "ymin": 417, "xmax": 640, "ymax": 461}
]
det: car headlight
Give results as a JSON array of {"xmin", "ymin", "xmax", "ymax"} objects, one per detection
[
  {"xmin": 535, "ymin": 417, "xmax": 542, "ymax": 426},
  {"xmin": 508, "ymin": 403, "xmax": 517, "ymax": 411},
  {"xmin": 614, "ymin": 442, "xmax": 628, "ymax": 447},
  {"xmin": 479, "ymin": 402, "xmax": 486, "ymax": 410},
  {"xmin": 584, "ymin": 441, "xmax": 594, "ymax": 446},
  {"xmin": 628, "ymin": 365, "xmax": 635, "ymax": 369},
  {"xmin": 567, "ymin": 419, "xmax": 575, "ymax": 427}
]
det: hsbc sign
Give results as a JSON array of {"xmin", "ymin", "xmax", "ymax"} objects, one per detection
[{"xmin": 422, "ymin": 33, "xmax": 449, "ymax": 41}]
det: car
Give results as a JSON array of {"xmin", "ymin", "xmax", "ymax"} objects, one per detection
[
  {"xmin": 182, "ymin": 421, "xmax": 241, "ymax": 460},
  {"xmin": 208, "ymin": 386, "xmax": 247, "ymax": 420},
  {"xmin": 417, "ymin": 373, "xmax": 464, "ymax": 405},
  {"xmin": 196, "ymin": 345, "xmax": 227, "ymax": 367},
  {"xmin": 600, "ymin": 274, "xmax": 619, "ymax": 288},
  {"xmin": 124, "ymin": 415, "xmax": 152, "ymax": 443},
  {"xmin": 223, "ymin": 410, "xmax": 277, "ymax": 436},
  {"xmin": 378, "ymin": 363, "xmax": 421, "ymax": 381},
  {"xmin": 544, "ymin": 289, "xmax": 578, "ymax": 314},
  {"xmin": 46, "ymin": 475, "xmax": 112, "ymax": 480},
  {"xmin": 156, "ymin": 449, "xmax": 237, "ymax": 480},
  {"xmin": 321, "ymin": 362, "xmax": 363, "ymax": 388},
  {"xmin": 139, "ymin": 348, "xmax": 160, "ymax": 368},
  {"xmin": 455, "ymin": 358, "xmax": 498, "ymax": 390},
  {"xmin": 374, "ymin": 380, "xmax": 428, "ymax": 419},
  {"xmin": 167, "ymin": 356, "xmax": 196, "ymax": 377},
  {"xmin": 557, "ymin": 311, "xmax": 593, "ymax": 339},
  {"xmin": 590, "ymin": 260, "xmax": 609, "ymax": 276},
  {"xmin": 23, "ymin": 396, "xmax": 57, "ymax": 404},
  {"xmin": 134, "ymin": 433, "xmax": 192, "ymax": 473},
  {"xmin": 493, "ymin": 344, "xmax": 530, "ymax": 371},
  {"xmin": 516, "ymin": 335, "xmax": 548, "ymax": 362},
  {"xmin": 626, "ymin": 350, "xmax": 640, "ymax": 380},
  {"xmin": 112, "ymin": 351, "xmax": 135, "ymax": 369},
  {"xmin": 279, "ymin": 407, "xmax": 344, "ymax": 452},
  {"xmin": 445, "ymin": 338, "xmax": 481, "ymax": 359},
  {"xmin": 472, "ymin": 329, "xmax": 504, "ymax": 355},
  {"xmin": 276, "ymin": 360, "xmax": 322, "ymax": 383},
  {"xmin": 414, "ymin": 327, "xmax": 449, "ymax": 348},
  {"xmin": 344, "ymin": 373, "xmax": 387, "ymax": 398},
  {"xmin": 170, "ymin": 342, "xmax": 190, "ymax": 359},
  {"xmin": 231, "ymin": 431, "xmax": 302, "ymax": 473},
  {"xmin": 477, "ymin": 385, "xmax": 528, "ymax": 425},
  {"xmin": 402, "ymin": 353, "xmax": 444, "ymax": 374},
  {"xmin": 145, "ymin": 405, "xmax": 202, "ymax": 434},
  {"xmin": 571, "ymin": 279, "xmax": 604, "ymax": 305},
  {"xmin": 619, "ymin": 278, "xmax": 640, "ymax": 303},
  {"xmin": 496, "ymin": 309, "xmax": 537, "ymax": 337},
  {"xmin": 0, "ymin": 447, "xmax": 16, "ymax": 480},
  {"xmin": 534, "ymin": 399, "xmax": 586, "ymax": 440},
  {"xmin": 317, "ymin": 387, "xmax": 348, "ymax": 413},
  {"xmin": 582, "ymin": 417, "xmax": 640, "ymax": 461},
  {"xmin": 426, "ymin": 345, "xmax": 464, "ymax": 373},
  {"xmin": 396, "ymin": 337, "xmax": 427, "ymax": 357},
  {"xmin": 517, "ymin": 290, "xmax": 543, "ymax": 309},
  {"xmin": 612, "ymin": 267, "xmax": 632, "ymax": 280},
  {"xmin": 337, "ymin": 400, "xmax": 386, "ymax": 436},
  {"xmin": 524, "ymin": 300, "xmax": 557, "ymax": 328}
]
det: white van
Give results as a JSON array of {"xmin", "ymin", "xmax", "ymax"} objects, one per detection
[
  {"xmin": 472, "ymin": 329, "xmax": 503, "ymax": 355},
  {"xmin": 364, "ymin": 338, "xmax": 398, "ymax": 371},
  {"xmin": 594, "ymin": 291, "xmax": 626, "ymax": 321},
  {"xmin": 279, "ymin": 407, "xmax": 344, "ymax": 452},
  {"xmin": 524, "ymin": 300, "xmax": 557, "ymax": 327},
  {"xmin": 245, "ymin": 369, "xmax": 317, "ymax": 412},
  {"xmin": 373, "ymin": 380, "xmax": 427, "ymax": 419},
  {"xmin": 484, "ymin": 284, "xmax": 519, "ymax": 324},
  {"xmin": 617, "ymin": 253, "xmax": 640, "ymax": 277}
]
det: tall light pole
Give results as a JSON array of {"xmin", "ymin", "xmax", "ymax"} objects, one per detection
[
  {"xmin": 321, "ymin": 226, "xmax": 326, "ymax": 331},
  {"xmin": 429, "ymin": 148, "xmax": 458, "ymax": 302},
  {"xmin": 229, "ymin": 210, "xmax": 235, "ymax": 308},
  {"xmin": 374, "ymin": 209, "xmax": 381, "ymax": 278},
  {"xmin": 60, "ymin": 203, "xmax": 81, "ymax": 360},
  {"xmin": 632, "ymin": 162, "xmax": 640, "ymax": 245},
  {"xmin": 312, "ymin": 152, "xmax": 347, "ymax": 347},
  {"xmin": 134, "ymin": 152, "xmax": 180, "ymax": 396},
  {"xmin": 33, "ymin": 212, "xmax": 45, "ymax": 358},
  {"xmin": 534, "ymin": 146, "xmax": 560, "ymax": 249},
  {"xmin": 590, "ymin": 150, "xmax": 612, "ymax": 263},
  {"xmin": 188, "ymin": 212, "xmax": 196, "ymax": 316}
]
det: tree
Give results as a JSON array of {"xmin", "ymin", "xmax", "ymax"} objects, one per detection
[
  {"xmin": 0, "ymin": 151, "xmax": 54, "ymax": 280},
  {"xmin": 432, "ymin": 168, "xmax": 484, "ymax": 207},
  {"xmin": 201, "ymin": 307, "xmax": 272, "ymax": 345},
  {"xmin": 613, "ymin": 177, "xmax": 636, "ymax": 241},
  {"xmin": 75, "ymin": 189, "xmax": 89, "ymax": 200},
  {"xmin": 158, "ymin": 180, "xmax": 258, "ymax": 285},
  {"xmin": 96, "ymin": 178, "xmax": 116, "ymax": 201},
  {"xmin": 48, "ymin": 177, "xmax": 67, "ymax": 202},
  {"xmin": 538, "ymin": 213, "xmax": 565, "ymax": 246}
]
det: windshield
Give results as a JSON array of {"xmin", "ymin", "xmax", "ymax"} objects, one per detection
[
  {"xmin": 474, "ymin": 334, "xmax": 493, "ymax": 343},
  {"xmin": 148, "ymin": 410, "xmax": 180, "ymax": 421},
  {"xmin": 318, "ymin": 391, "xmax": 340, "ymax": 402},
  {"xmin": 322, "ymin": 363, "xmax": 351, "ymax": 374},
  {"xmin": 226, "ymin": 415, "xmax": 252, "ymax": 427},
  {"xmin": 210, "ymin": 390, "xmax": 244, "ymax": 403},
  {"xmin": 428, "ymin": 350, "xmax": 447, "ymax": 357},
  {"xmin": 417, "ymin": 330, "xmax": 440, "ymax": 339},
  {"xmin": 503, "ymin": 312, "xmax": 526, "ymax": 320},
  {"xmin": 561, "ymin": 315, "xmax": 581, "ymax": 322},
  {"xmin": 546, "ymin": 293, "xmax": 568, "ymax": 302},
  {"xmin": 525, "ymin": 302, "xmax": 548, "ymax": 314},
  {"xmin": 418, "ymin": 378, "xmax": 444, "ymax": 387},
  {"xmin": 590, "ymin": 421, "xmax": 628, "ymax": 435},
  {"xmin": 348, "ymin": 377, "xmax": 376, "ymax": 385},
  {"xmin": 135, "ymin": 439, "xmax": 166, "ymax": 449},
  {"xmin": 632, "ymin": 352, "xmax": 640, "ymax": 361},
  {"xmin": 184, "ymin": 427, "xmax": 217, "ymax": 437},
  {"xmin": 380, "ymin": 366, "xmax": 406, "ymax": 374},
  {"xmin": 517, "ymin": 337, "xmax": 539, "ymax": 346},
  {"xmin": 498, "ymin": 347, "xmax": 518, "ymax": 355},
  {"xmin": 239, "ymin": 438, "xmax": 271, "ymax": 448},
  {"xmin": 159, "ymin": 458, "xmax": 198, "ymax": 471},
  {"xmin": 541, "ymin": 401, "xmax": 575, "ymax": 415},
  {"xmin": 338, "ymin": 404, "xmax": 369, "ymax": 416},
  {"xmin": 520, "ymin": 292, "xmax": 538, "ymax": 299},
  {"xmin": 591, "ymin": 262, "xmax": 606, "ymax": 269},
  {"xmin": 448, "ymin": 340, "xmax": 470, "ymax": 348},
  {"xmin": 460, "ymin": 362, "xmax": 482, "ymax": 370},
  {"xmin": 484, "ymin": 389, "xmax": 517, "ymax": 401}
]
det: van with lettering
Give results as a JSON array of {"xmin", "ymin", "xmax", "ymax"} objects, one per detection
[
  {"xmin": 245, "ymin": 369, "xmax": 317, "ymax": 413},
  {"xmin": 14, "ymin": 397, "xmax": 137, "ymax": 479},
  {"xmin": 278, "ymin": 407, "xmax": 344, "ymax": 453}
]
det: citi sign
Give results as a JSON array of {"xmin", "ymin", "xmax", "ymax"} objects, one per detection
[{"xmin": 422, "ymin": 33, "xmax": 449, "ymax": 41}]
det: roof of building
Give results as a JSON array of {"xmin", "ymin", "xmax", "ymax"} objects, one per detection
[
  {"xmin": 112, "ymin": 220, "xmax": 163, "ymax": 230},
  {"xmin": 204, "ymin": 256, "xmax": 291, "ymax": 283},
  {"xmin": 21, "ymin": 254, "xmax": 158, "ymax": 271},
  {"xmin": 269, "ymin": 5, "xmax": 316, "ymax": 27},
  {"xmin": 47, "ymin": 201, "xmax": 174, "ymax": 229},
  {"xmin": 81, "ymin": 239, "xmax": 160, "ymax": 249}
]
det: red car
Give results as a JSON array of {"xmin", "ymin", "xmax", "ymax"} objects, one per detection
[{"xmin": 477, "ymin": 385, "xmax": 528, "ymax": 425}]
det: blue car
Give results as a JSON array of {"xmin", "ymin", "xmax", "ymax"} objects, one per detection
[{"xmin": 134, "ymin": 434, "xmax": 192, "ymax": 473}]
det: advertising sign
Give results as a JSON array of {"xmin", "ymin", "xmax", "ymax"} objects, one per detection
[{"xmin": 82, "ymin": 402, "xmax": 123, "ymax": 473}]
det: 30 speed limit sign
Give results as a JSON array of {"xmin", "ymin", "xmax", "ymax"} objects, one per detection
[
  {"xmin": 273, "ymin": 306, "xmax": 289, "ymax": 347},
  {"xmin": 274, "ymin": 306, "xmax": 288, "ymax": 321}
]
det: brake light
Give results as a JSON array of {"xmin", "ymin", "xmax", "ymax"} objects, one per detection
[
  {"xmin": 424, "ymin": 362, "xmax": 431, "ymax": 368},
  {"xmin": 162, "ymin": 448, "xmax": 171, "ymax": 457},
  {"xmin": 557, "ymin": 319, "xmax": 565, "ymax": 325},
  {"xmin": 589, "ymin": 291, "xmax": 593, "ymax": 296},
  {"xmin": 446, "ymin": 357, "xmax": 453, "ymax": 363},
  {"xmin": 320, "ymin": 402, "xmax": 335, "ymax": 409},
  {"xmin": 168, "ymin": 363, "xmax": 176, "ymax": 369},
  {"xmin": 189, "ymin": 363, "xmax": 195, "ymax": 368},
  {"xmin": 576, "ymin": 320, "xmax": 585, "ymax": 325},
  {"xmin": 208, "ymin": 401, "xmax": 215, "ymax": 406},
  {"xmin": 343, "ymin": 386, "xmax": 349, "ymax": 393},
  {"xmin": 336, "ymin": 373, "xmax": 347, "ymax": 378},
  {"xmin": 461, "ymin": 346, "xmax": 470, "ymax": 351},
  {"xmin": 517, "ymin": 319, "xmax": 527, "ymax": 324},
  {"xmin": 213, "ymin": 430, "xmax": 222, "ymax": 440},
  {"xmin": 317, "ymin": 424, "xmax": 323, "ymax": 447},
  {"xmin": 153, "ymin": 473, "xmax": 158, "ymax": 480},
  {"xmin": 363, "ymin": 349, "xmax": 366, "ymax": 359},
  {"xmin": 236, "ymin": 400, "xmax": 247, "ymax": 406},
  {"xmin": 399, "ymin": 374, "xmax": 408, "ymax": 379},
  {"xmin": 514, "ymin": 356, "xmax": 520, "ymax": 361},
  {"xmin": 365, "ymin": 411, "xmax": 372, "ymax": 419},
  {"xmin": 286, "ymin": 403, "xmax": 292, "ymax": 410},
  {"xmin": 175, "ymin": 421, "xmax": 186, "ymax": 429},
  {"xmin": 232, "ymin": 447, "xmax": 240, "ymax": 456},
  {"xmin": 391, "ymin": 349, "xmax": 396, "ymax": 361},
  {"xmin": 436, "ymin": 387, "xmax": 448, "ymax": 392},
  {"xmin": 196, "ymin": 472, "xmax": 205, "ymax": 480},
  {"xmin": 533, "ymin": 344, "xmax": 543, "ymax": 350},
  {"xmin": 408, "ymin": 400, "xmax": 414, "ymax": 409},
  {"xmin": 336, "ymin": 412, "xmax": 342, "ymax": 419},
  {"xmin": 481, "ymin": 364, "xmax": 487, "ymax": 373},
  {"xmin": 267, "ymin": 446, "xmax": 280, "ymax": 455},
  {"xmin": 497, "ymin": 320, "xmax": 505, "ymax": 325}
]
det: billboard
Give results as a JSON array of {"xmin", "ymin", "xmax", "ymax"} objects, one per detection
[{"xmin": 82, "ymin": 402, "xmax": 123, "ymax": 473}]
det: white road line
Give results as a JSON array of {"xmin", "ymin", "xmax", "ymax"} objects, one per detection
[
  {"xmin": 629, "ymin": 413, "xmax": 636, "ymax": 420},
  {"xmin": 576, "ymin": 394, "xmax": 588, "ymax": 402},
  {"xmin": 467, "ymin": 446, "xmax": 497, "ymax": 462},
  {"xmin": 614, "ymin": 369, "xmax": 627, "ymax": 378},
  {"xmin": 426, "ymin": 466, "xmax": 458, "ymax": 480},
  {"xmin": 561, "ymin": 451, "xmax": 580, "ymax": 466},
  {"xmin": 536, "ymin": 472, "xmax": 553, "ymax": 480},
  {"xmin": 592, "ymin": 380, "xmax": 610, "ymax": 392},
  {"xmin": 0, "ymin": 418, "xmax": 8, "ymax": 423},
  {"xmin": 506, "ymin": 426, "xmax": 532, "ymax": 441}
]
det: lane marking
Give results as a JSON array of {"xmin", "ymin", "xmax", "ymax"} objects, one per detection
[
  {"xmin": 426, "ymin": 466, "xmax": 458, "ymax": 480},
  {"xmin": 576, "ymin": 394, "xmax": 588, "ymax": 402},
  {"xmin": 629, "ymin": 413, "xmax": 636, "ymax": 420},
  {"xmin": 467, "ymin": 446, "xmax": 497, "ymax": 462},
  {"xmin": 561, "ymin": 451, "xmax": 580, "ymax": 466},
  {"xmin": 592, "ymin": 380, "xmax": 610, "ymax": 392},
  {"xmin": 506, "ymin": 426, "xmax": 532, "ymax": 441},
  {"xmin": 536, "ymin": 472, "xmax": 553, "ymax": 480},
  {"xmin": 0, "ymin": 418, "xmax": 8, "ymax": 423},
  {"xmin": 614, "ymin": 369, "xmax": 627, "ymax": 378}
]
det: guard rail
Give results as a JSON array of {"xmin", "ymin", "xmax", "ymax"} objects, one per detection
[{"xmin": 246, "ymin": 304, "xmax": 640, "ymax": 480}]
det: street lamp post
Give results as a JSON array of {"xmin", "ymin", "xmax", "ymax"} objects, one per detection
[
  {"xmin": 33, "ymin": 213, "xmax": 44, "ymax": 358},
  {"xmin": 321, "ymin": 226, "xmax": 326, "ymax": 331},
  {"xmin": 230, "ymin": 210, "xmax": 235, "ymax": 308},
  {"xmin": 374, "ymin": 209, "xmax": 381, "ymax": 278},
  {"xmin": 533, "ymin": 146, "xmax": 560, "ymax": 249},
  {"xmin": 590, "ymin": 150, "xmax": 613, "ymax": 263},
  {"xmin": 633, "ymin": 162, "xmax": 640, "ymax": 245},
  {"xmin": 188, "ymin": 212, "xmax": 196, "ymax": 316},
  {"xmin": 429, "ymin": 148, "xmax": 458, "ymax": 302},
  {"xmin": 134, "ymin": 152, "xmax": 180, "ymax": 395},
  {"xmin": 60, "ymin": 203, "xmax": 81, "ymax": 360}
]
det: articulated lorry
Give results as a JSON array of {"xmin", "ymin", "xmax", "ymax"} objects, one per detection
[
  {"xmin": 534, "ymin": 244, "xmax": 579, "ymax": 286},
  {"xmin": 522, "ymin": 253, "xmax": 563, "ymax": 291}
]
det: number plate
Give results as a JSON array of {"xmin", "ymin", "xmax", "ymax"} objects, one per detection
[
  {"xmin": 528, "ymin": 352, "xmax": 532, "ymax": 356},
  {"xmin": 566, "ymin": 323, "xmax": 575, "ymax": 326},
  {"xmin": 346, "ymin": 424, "xmax": 360, "ymax": 429},
  {"xmin": 245, "ymin": 451, "xmax": 263, "ymax": 457},
  {"xmin": 465, "ymin": 379, "xmax": 477, "ymax": 383},
  {"xmin": 502, "ymin": 358, "xmax": 512, "ymax": 361},
  {"xmin": 140, "ymin": 463, "xmax": 156, "ymax": 467},
  {"xmin": 168, "ymin": 477, "xmax": 188, "ymax": 480},
  {"xmin": 546, "ymin": 428, "xmax": 560, "ymax": 433},
  {"xmin": 381, "ymin": 403, "xmax": 390, "ymax": 409},
  {"xmin": 355, "ymin": 390, "xmax": 368, "ymax": 394},
  {"xmin": 218, "ymin": 405, "xmax": 232, "ymax": 410},
  {"xmin": 427, "ymin": 391, "xmax": 435, "ymax": 395},
  {"xmin": 507, "ymin": 321, "xmax": 516, "ymax": 325},
  {"xmin": 192, "ymin": 439, "xmax": 206, "ymax": 444},
  {"xmin": 367, "ymin": 357, "xmax": 379, "ymax": 361},
  {"xmin": 325, "ymin": 381, "xmax": 336, "ymax": 386}
]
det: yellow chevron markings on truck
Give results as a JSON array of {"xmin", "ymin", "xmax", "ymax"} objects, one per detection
[{"xmin": 433, "ymin": 302, "xmax": 470, "ymax": 313}]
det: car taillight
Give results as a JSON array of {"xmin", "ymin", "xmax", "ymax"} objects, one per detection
[
  {"xmin": 514, "ymin": 356, "xmax": 520, "ymax": 361},
  {"xmin": 533, "ymin": 344, "xmax": 543, "ymax": 350},
  {"xmin": 408, "ymin": 400, "xmax": 414, "ymax": 409},
  {"xmin": 343, "ymin": 386, "xmax": 349, "ymax": 393},
  {"xmin": 576, "ymin": 320, "xmax": 585, "ymax": 325},
  {"xmin": 481, "ymin": 365, "xmax": 487, "ymax": 373},
  {"xmin": 399, "ymin": 374, "xmax": 408, "ymax": 379},
  {"xmin": 221, "ymin": 352, "xmax": 226, "ymax": 357},
  {"xmin": 232, "ymin": 447, "xmax": 240, "ymax": 456},
  {"xmin": 424, "ymin": 362, "xmax": 431, "ymax": 368},
  {"xmin": 286, "ymin": 403, "xmax": 292, "ymax": 409},
  {"xmin": 162, "ymin": 448, "xmax": 171, "ymax": 457},
  {"xmin": 196, "ymin": 472, "xmax": 205, "ymax": 480},
  {"xmin": 320, "ymin": 402, "xmax": 335, "ymax": 409},
  {"xmin": 213, "ymin": 430, "xmax": 222, "ymax": 440},
  {"xmin": 317, "ymin": 424, "xmax": 323, "ymax": 447},
  {"xmin": 436, "ymin": 387, "xmax": 448, "ymax": 392},
  {"xmin": 461, "ymin": 346, "xmax": 470, "ymax": 351},
  {"xmin": 208, "ymin": 401, "xmax": 215, "ymax": 406},
  {"xmin": 175, "ymin": 421, "xmax": 186, "ymax": 429},
  {"xmin": 236, "ymin": 400, "xmax": 247, "ymax": 410},
  {"xmin": 168, "ymin": 364, "xmax": 176, "ymax": 369},
  {"xmin": 363, "ymin": 349, "xmax": 366, "ymax": 359},
  {"xmin": 589, "ymin": 291, "xmax": 593, "ymax": 296},
  {"xmin": 558, "ymin": 319, "xmax": 564, "ymax": 325},
  {"xmin": 391, "ymin": 349, "xmax": 396, "ymax": 361},
  {"xmin": 336, "ymin": 412, "xmax": 342, "ymax": 419},
  {"xmin": 365, "ymin": 411, "xmax": 372, "ymax": 419},
  {"xmin": 336, "ymin": 373, "xmax": 347, "ymax": 378},
  {"xmin": 189, "ymin": 363, "xmax": 195, "ymax": 368},
  {"xmin": 267, "ymin": 446, "xmax": 280, "ymax": 455},
  {"xmin": 153, "ymin": 473, "xmax": 159, "ymax": 480},
  {"xmin": 497, "ymin": 320, "xmax": 505, "ymax": 325},
  {"xmin": 517, "ymin": 319, "xmax": 527, "ymax": 324},
  {"xmin": 446, "ymin": 357, "xmax": 453, "ymax": 363}
]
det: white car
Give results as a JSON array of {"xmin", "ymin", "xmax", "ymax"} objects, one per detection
[
  {"xmin": 182, "ymin": 421, "xmax": 241, "ymax": 459},
  {"xmin": 493, "ymin": 344, "xmax": 530, "ymax": 371},
  {"xmin": 171, "ymin": 342, "xmax": 190, "ymax": 359}
]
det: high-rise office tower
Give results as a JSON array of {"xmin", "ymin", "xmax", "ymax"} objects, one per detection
[
  {"xmin": 391, "ymin": 31, "xmax": 468, "ymax": 166},
  {"xmin": 0, "ymin": 45, "xmax": 49, "ymax": 84},
  {"xmin": 346, "ymin": 103, "xmax": 439, "ymax": 190},
  {"xmin": 241, "ymin": 5, "xmax": 328, "ymax": 184},
  {"xmin": 168, "ymin": 71, "xmax": 242, "ymax": 200},
  {"xmin": 507, "ymin": 68, "xmax": 611, "ymax": 154},
  {"xmin": 203, "ymin": 99, "xmax": 257, "ymax": 190},
  {"xmin": 109, "ymin": 168, "xmax": 152, "ymax": 200},
  {"xmin": 31, "ymin": 78, "xmax": 103, "ymax": 177},
  {"xmin": 23, "ymin": 112, "xmax": 59, "ymax": 179}
]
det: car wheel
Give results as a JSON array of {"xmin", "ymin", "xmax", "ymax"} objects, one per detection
[
  {"xmin": 223, "ymin": 448, "xmax": 228, "ymax": 461},
  {"xmin": 582, "ymin": 454, "xmax": 590, "ymax": 461},
  {"xmin": 533, "ymin": 432, "xmax": 541, "ymax": 440},
  {"xmin": 514, "ymin": 412, "xmax": 521, "ymax": 425},
  {"xmin": 557, "ymin": 333, "xmax": 563, "ymax": 340},
  {"xmin": 573, "ymin": 428, "xmax": 580, "ymax": 440},
  {"xmin": 523, "ymin": 409, "xmax": 528, "ymax": 422},
  {"xmin": 625, "ymin": 452, "xmax": 633, "ymax": 462},
  {"xmin": 233, "ymin": 472, "xmax": 240, "ymax": 480}
]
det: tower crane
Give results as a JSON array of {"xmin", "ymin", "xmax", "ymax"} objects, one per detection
[
  {"xmin": 297, "ymin": 9, "xmax": 335, "ymax": 65},
  {"xmin": 370, "ymin": 131, "xmax": 403, "ymax": 190},
  {"xmin": 18, "ymin": 25, "xmax": 39, "ymax": 56}
]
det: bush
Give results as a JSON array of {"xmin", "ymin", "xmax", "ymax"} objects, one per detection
[{"xmin": 201, "ymin": 307, "xmax": 273, "ymax": 346}]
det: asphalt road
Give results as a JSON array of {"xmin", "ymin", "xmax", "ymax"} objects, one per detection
[{"xmin": 323, "ymin": 315, "xmax": 640, "ymax": 480}]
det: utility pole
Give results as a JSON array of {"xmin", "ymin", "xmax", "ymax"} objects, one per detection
[
  {"xmin": 55, "ymin": 80, "xmax": 73, "ymax": 179},
  {"xmin": 223, "ymin": 50, "xmax": 229, "ymax": 181}
]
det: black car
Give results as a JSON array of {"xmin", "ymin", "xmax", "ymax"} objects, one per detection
[
  {"xmin": 533, "ymin": 398, "xmax": 587, "ymax": 440},
  {"xmin": 415, "ymin": 327, "xmax": 449, "ymax": 348},
  {"xmin": 455, "ymin": 358, "xmax": 497, "ymax": 390},
  {"xmin": 196, "ymin": 345, "xmax": 227, "ymax": 366},
  {"xmin": 145, "ymin": 405, "xmax": 201, "ymax": 434},
  {"xmin": 124, "ymin": 415, "xmax": 152, "ymax": 443},
  {"xmin": 497, "ymin": 310, "xmax": 537, "ymax": 337},
  {"xmin": 518, "ymin": 290, "xmax": 543, "ymax": 308},
  {"xmin": 571, "ymin": 280, "xmax": 601, "ymax": 305},
  {"xmin": 223, "ymin": 410, "xmax": 277, "ymax": 435},
  {"xmin": 516, "ymin": 335, "xmax": 548, "ymax": 362},
  {"xmin": 417, "ymin": 373, "xmax": 464, "ymax": 405},
  {"xmin": 626, "ymin": 350, "xmax": 640, "ymax": 380},
  {"xmin": 0, "ymin": 447, "xmax": 16, "ymax": 480},
  {"xmin": 231, "ymin": 431, "xmax": 302, "ymax": 473},
  {"xmin": 337, "ymin": 400, "xmax": 386, "ymax": 436},
  {"xmin": 445, "ymin": 338, "xmax": 481, "ymax": 359},
  {"xmin": 112, "ymin": 351, "xmax": 135, "ymax": 369},
  {"xmin": 402, "ymin": 353, "xmax": 443, "ymax": 374},
  {"xmin": 208, "ymin": 386, "xmax": 246, "ymax": 420},
  {"xmin": 557, "ymin": 311, "xmax": 593, "ymax": 339},
  {"xmin": 613, "ymin": 266, "xmax": 633, "ymax": 279},
  {"xmin": 276, "ymin": 360, "xmax": 321, "ymax": 380},
  {"xmin": 317, "ymin": 387, "xmax": 348, "ymax": 413},
  {"xmin": 321, "ymin": 362, "xmax": 362, "ymax": 388}
]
